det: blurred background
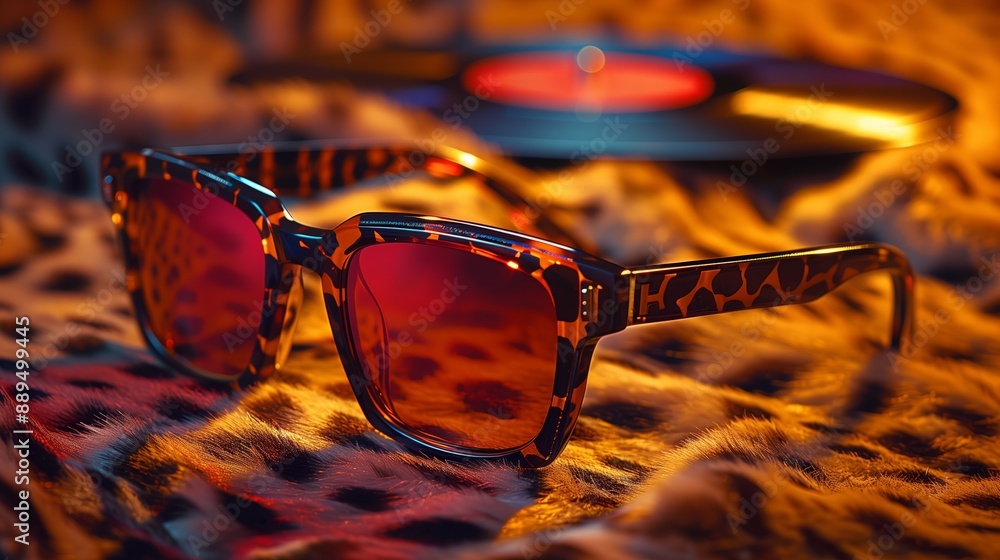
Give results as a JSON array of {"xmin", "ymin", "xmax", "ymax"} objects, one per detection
[{"xmin": 1, "ymin": 0, "xmax": 998, "ymax": 267}]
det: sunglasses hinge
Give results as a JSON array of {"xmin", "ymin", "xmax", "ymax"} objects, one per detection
[{"xmin": 580, "ymin": 281, "xmax": 598, "ymax": 322}]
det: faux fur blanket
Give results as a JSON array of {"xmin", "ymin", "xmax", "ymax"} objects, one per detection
[{"xmin": 1, "ymin": 1, "xmax": 999, "ymax": 559}]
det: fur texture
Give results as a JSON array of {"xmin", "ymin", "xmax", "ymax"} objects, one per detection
[{"xmin": 1, "ymin": 0, "xmax": 1000, "ymax": 559}]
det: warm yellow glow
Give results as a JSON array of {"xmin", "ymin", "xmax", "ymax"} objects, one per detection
[
  {"xmin": 457, "ymin": 151, "xmax": 478, "ymax": 168},
  {"xmin": 507, "ymin": 260, "xmax": 519, "ymax": 269},
  {"xmin": 730, "ymin": 89, "xmax": 918, "ymax": 146},
  {"xmin": 110, "ymin": 213, "xmax": 122, "ymax": 226}
]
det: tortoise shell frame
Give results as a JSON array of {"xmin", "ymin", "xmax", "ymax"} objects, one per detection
[{"xmin": 101, "ymin": 144, "xmax": 914, "ymax": 467}]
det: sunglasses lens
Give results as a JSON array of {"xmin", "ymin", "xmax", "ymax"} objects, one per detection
[
  {"xmin": 346, "ymin": 242, "xmax": 559, "ymax": 452},
  {"xmin": 131, "ymin": 178, "xmax": 265, "ymax": 378}
]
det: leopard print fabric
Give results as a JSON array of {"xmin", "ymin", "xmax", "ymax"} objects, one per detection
[
  {"xmin": 3, "ymin": 155, "xmax": 1000, "ymax": 559},
  {"xmin": 2, "ymin": 0, "xmax": 1000, "ymax": 559}
]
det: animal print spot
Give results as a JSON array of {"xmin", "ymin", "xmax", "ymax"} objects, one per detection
[
  {"xmin": 52, "ymin": 401, "xmax": 113, "ymax": 433},
  {"xmin": 634, "ymin": 337, "xmax": 689, "ymax": 367},
  {"xmin": 835, "ymin": 291, "xmax": 867, "ymax": 313},
  {"xmin": 544, "ymin": 544, "xmax": 588, "ymax": 559},
  {"xmin": 165, "ymin": 266, "xmax": 180, "ymax": 284},
  {"xmin": 318, "ymin": 412, "xmax": 371, "ymax": 445},
  {"xmin": 0, "ymin": 262, "xmax": 23, "ymax": 276},
  {"xmin": 802, "ymin": 281, "xmax": 829, "ymax": 302},
  {"xmin": 722, "ymin": 299, "xmax": 747, "ymax": 311},
  {"xmin": 565, "ymin": 419, "xmax": 600, "ymax": 441},
  {"xmin": 518, "ymin": 252, "xmax": 541, "ymax": 273},
  {"xmin": 845, "ymin": 379, "xmax": 891, "ymax": 416},
  {"xmin": 115, "ymin": 537, "xmax": 167, "ymax": 560},
  {"xmin": 172, "ymin": 343, "xmax": 208, "ymax": 363},
  {"xmin": 457, "ymin": 381, "xmax": 520, "ymax": 417},
  {"xmin": 805, "ymin": 253, "xmax": 839, "ymax": 280},
  {"xmin": 205, "ymin": 264, "xmax": 249, "ymax": 286},
  {"xmin": 882, "ymin": 493, "xmax": 927, "ymax": 510},
  {"xmin": 405, "ymin": 463, "xmax": 483, "ymax": 490},
  {"xmin": 780, "ymin": 456, "xmax": 826, "ymax": 482},
  {"xmin": 599, "ymin": 456, "xmax": 653, "ymax": 479},
  {"xmin": 829, "ymin": 444, "xmax": 880, "ymax": 460},
  {"xmin": 450, "ymin": 342, "xmax": 490, "ymax": 361},
  {"xmin": 461, "ymin": 309, "xmax": 503, "ymax": 329},
  {"xmin": 398, "ymin": 355, "xmax": 439, "ymax": 380},
  {"xmin": 777, "ymin": 258, "xmax": 805, "ymax": 291},
  {"xmin": 723, "ymin": 472, "xmax": 772, "ymax": 537},
  {"xmin": 155, "ymin": 495, "xmax": 199, "ymax": 522},
  {"xmin": 752, "ymin": 284, "xmax": 782, "ymax": 307},
  {"xmin": 800, "ymin": 527, "xmax": 852, "ymax": 559},
  {"xmin": 945, "ymin": 458, "xmax": 996, "ymax": 479},
  {"xmin": 122, "ymin": 363, "xmax": 176, "ymax": 380},
  {"xmin": 171, "ymin": 316, "xmax": 204, "ymax": 337},
  {"xmin": 72, "ymin": 317, "xmax": 118, "ymax": 332},
  {"xmin": 947, "ymin": 493, "xmax": 1000, "ymax": 511},
  {"xmin": 729, "ymin": 365, "xmax": 796, "ymax": 396},
  {"xmin": 157, "ymin": 398, "xmax": 213, "ymax": 422},
  {"xmin": 935, "ymin": 405, "xmax": 997, "ymax": 436},
  {"xmin": 328, "ymin": 486, "xmax": 399, "ymax": 512},
  {"xmin": 688, "ymin": 287, "xmax": 719, "ymax": 313},
  {"xmin": 900, "ymin": 542, "xmax": 974, "ymax": 559},
  {"xmin": 568, "ymin": 465, "xmax": 630, "ymax": 507},
  {"xmin": 222, "ymin": 300, "xmax": 256, "ymax": 317},
  {"xmin": 6, "ymin": 68, "xmax": 58, "ymax": 130},
  {"xmin": 7, "ymin": 148, "xmax": 46, "ymax": 186},
  {"xmin": 66, "ymin": 379, "xmax": 115, "ymax": 390},
  {"xmin": 585, "ymin": 401, "xmax": 661, "ymax": 432},
  {"xmin": 744, "ymin": 260, "xmax": 777, "ymax": 294},
  {"xmin": 216, "ymin": 490, "xmax": 295, "ymax": 533},
  {"xmin": 508, "ymin": 339, "xmax": 532, "ymax": 354},
  {"xmin": 109, "ymin": 438, "xmax": 178, "ymax": 485},
  {"xmin": 24, "ymin": 440, "xmax": 63, "ymax": 479},
  {"xmin": 338, "ymin": 434, "xmax": 390, "ymax": 453},
  {"xmin": 879, "ymin": 431, "xmax": 942, "ymax": 459},
  {"xmin": 662, "ymin": 270, "xmax": 701, "ymax": 313},
  {"xmin": 386, "ymin": 518, "xmax": 491, "ymax": 545},
  {"xmin": 712, "ymin": 264, "xmax": 743, "ymax": 296},
  {"xmin": 852, "ymin": 510, "xmax": 900, "ymax": 534},
  {"xmin": 727, "ymin": 402, "xmax": 774, "ymax": 421},
  {"xmin": 198, "ymin": 428, "xmax": 297, "ymax": 464},
  {"xmin": 883, "ymin": 468, "xmax": 945, "ymax": 485},
  {"xmin": 40, "ymin": 270, "xmax": 91, "ymax": 292},
  {"xmin": 273, "ymin": 451, "xmax": 324, "ymax": 483},
  {"xmin": 801, "ymin": 422, "xmax": 847, "ymax": 435},
  {"xmin": 543, "ymin": 263, "xmax": 580, "ymax": 321},
  {"xmin": 175, "ymin": 288, "xmax": 198, "ymax": 304},
  {"xmin": 246, "ymin": 392, "xmax": 302, "ymax": 428},
  {"xmin": 60, "ymin": 333, "xmax": 105, "ymax": 355}
]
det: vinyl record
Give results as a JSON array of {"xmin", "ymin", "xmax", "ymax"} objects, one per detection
[{"xmin": 235, "ymin": 44, "xmax": 958, "ymax": 161}]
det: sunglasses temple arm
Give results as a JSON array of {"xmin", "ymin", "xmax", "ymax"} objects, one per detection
[
  {"xmin": 621, "ymin": 243, "xmax": 914, "ymax": 352},
  {"xmin": 173, "ymin": 144, "xmax": 583, "ymax": 249}
]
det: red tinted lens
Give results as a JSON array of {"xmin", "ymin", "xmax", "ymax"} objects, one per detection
[
  {"xmin": 131, "ymin": 178, "xmax": 265, "ymax": 378},
  {"xmin": 346, "ymin": 242, "xmax": 559, "ymax": 451}
]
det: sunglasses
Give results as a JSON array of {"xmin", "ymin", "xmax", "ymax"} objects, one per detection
[{"xmin": 100, "ymin": 143, "xmax": 914, "ymax": 467}]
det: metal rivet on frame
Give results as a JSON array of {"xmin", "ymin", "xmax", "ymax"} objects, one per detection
[{"xmin": 581, "ymin": 283, "xmax": 596, "ymax": 320}]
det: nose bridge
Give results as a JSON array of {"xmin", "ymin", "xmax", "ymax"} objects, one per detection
[{"xmin": 273, "ymin": 223, "xmax": 337, "ymax": 277}]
